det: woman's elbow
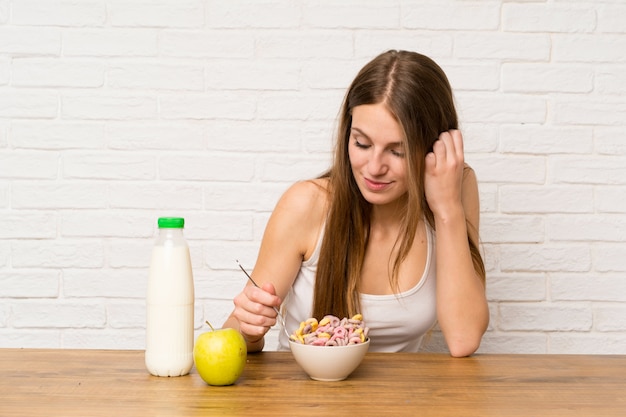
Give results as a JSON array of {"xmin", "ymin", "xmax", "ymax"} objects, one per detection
[
  {"xmin": 446, "ymin": 330, "xmax": 485, "ymax": 357},
  {"xmin": 448, "ymin": 340, "xmax": 480, "ymax": 358}
]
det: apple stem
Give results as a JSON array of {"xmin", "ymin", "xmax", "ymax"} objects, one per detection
[{"xmin": 205, "ymin": 320, "xmax": 215, "ymax": 331}]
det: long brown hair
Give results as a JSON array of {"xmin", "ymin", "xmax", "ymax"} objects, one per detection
[{"xmin": 312, "ymin": 50, "xmax": 485, "ymax": 320}]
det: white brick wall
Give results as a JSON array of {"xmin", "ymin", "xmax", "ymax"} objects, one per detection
[{"xmin": 1, "ymin": 0, "xmax": 625, "ymax": 354}]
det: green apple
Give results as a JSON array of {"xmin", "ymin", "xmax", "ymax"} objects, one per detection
[{"xmin": 193, "ymin": 322, "xmax": 247, "ymax": 386}]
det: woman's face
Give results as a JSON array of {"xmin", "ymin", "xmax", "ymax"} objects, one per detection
[{"xmin": 348, "ymin": 103, "xmax": 408, "ymax": 207}]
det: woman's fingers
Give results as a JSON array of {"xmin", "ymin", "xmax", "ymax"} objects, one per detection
[
  {"xmin": 424, "ymin": 130, "xmax": 466, "ymax": 215},
  {"xmin": 436, "ymin": 130, "xmax": 463, "ymax": 159},
  {"xmin": 429, "ymin": 130, "xmax": 464, "ymax": 171},
  {"xmin": 451, "ymin": 129, "xmax": 464, "ymax": 160},
  {"xmin": 232, "ymin": 282, "xmax": 281, "ymax": 341},
  {"xmin": 244, "ymin": 284, "xmax": 280, "ymax": 317}
]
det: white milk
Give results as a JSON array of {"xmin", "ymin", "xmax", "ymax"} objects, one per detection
[{"xmin": 145, "ymin": 220, "xmax": 194, "ymax": 377}]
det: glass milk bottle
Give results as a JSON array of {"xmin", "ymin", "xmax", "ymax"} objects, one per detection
[{"xmin": 145, "ymin": 217, "xmax": 194, "ymax": 377}]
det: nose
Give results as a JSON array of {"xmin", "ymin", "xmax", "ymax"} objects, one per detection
[{"xmin": 367, "ymin": 150, "xmax": 388, "ymax": 176}]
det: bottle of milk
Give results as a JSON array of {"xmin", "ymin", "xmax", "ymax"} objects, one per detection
[{"xmin": 145, "ymin": 217, "xmax": 194, "ymax": 377}]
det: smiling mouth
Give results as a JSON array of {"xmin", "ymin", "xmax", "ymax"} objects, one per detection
[{"xmin": 364, "ymin": 177, "xmax": 391, "ymax": 191}]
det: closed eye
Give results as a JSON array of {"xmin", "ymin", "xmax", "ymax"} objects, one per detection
[
  {"xmin": 390, "ymin": 148, "xmax": 405, "ymax": 157},
  {"xmin": 354, "ymin": 139, "xmax": 370, "ymax": 149},
  {"xmin": 350, "ymin": 127, "xmax": 404, "ymax": 156}
]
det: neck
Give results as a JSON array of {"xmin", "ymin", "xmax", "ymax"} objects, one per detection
[{"xmin": 370, "ymin": 196, "xmax": 408, "ymax": 231}]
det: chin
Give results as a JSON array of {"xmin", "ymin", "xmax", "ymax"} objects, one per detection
[
  {"xmin": 361, "ymin": 193, "xmax": 399, "ymax": 207},
  {"xmin": 359, "ymin": 188, "xmax": 401, "ymax": 204}
]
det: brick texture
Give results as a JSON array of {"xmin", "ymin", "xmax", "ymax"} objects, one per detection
[{"xmin": 1, "ymin": 0, "xmax": 625, "ymax": 354}]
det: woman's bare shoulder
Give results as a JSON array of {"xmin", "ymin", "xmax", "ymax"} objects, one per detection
[
  {"xmin": 462, "ymin": 164, "xmax": 479, "ymax": 196},
  {"xmin": 263, "ymin": 178, "xmax": 329, "ymax": 261},
  {"xmin": 277, "ymin": 178, "xmax": 329, "ymax": 216},
  {"xmin": 461, "ymin": 164, "xmax": 480, "ymax": 240}
]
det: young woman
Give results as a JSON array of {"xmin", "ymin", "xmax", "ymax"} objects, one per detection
[{"xmin": 223, "ymin": 50, "xmax": 489, "ymax": 357}]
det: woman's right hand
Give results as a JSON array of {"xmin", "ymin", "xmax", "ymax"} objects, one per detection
[
  {"xmin": 231, "ymin": 281, "xmax": 282, "ymax": 345},
  {"xmin": 222, "ymin": 179, "xmax": 329, "ymax": 351}
]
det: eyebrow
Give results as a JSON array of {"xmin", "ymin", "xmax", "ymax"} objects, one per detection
[{"xmin": 351, "ymin": 127, "xmax": 404, "ymax": 147}]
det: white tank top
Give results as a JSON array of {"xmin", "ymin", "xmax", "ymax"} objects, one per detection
[{"xmin": 278, "ymin": 222, "xmax": 437, "ymax": 352}]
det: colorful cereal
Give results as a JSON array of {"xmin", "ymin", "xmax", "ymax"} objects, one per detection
[{"xmin": 290, "ymin": 314, "xmax": 369, "ymax": 346}]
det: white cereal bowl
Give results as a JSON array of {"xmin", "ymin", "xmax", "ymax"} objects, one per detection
[{"xmin": 288, "ymin": 339, "xmax": 370, "ymax": 381}]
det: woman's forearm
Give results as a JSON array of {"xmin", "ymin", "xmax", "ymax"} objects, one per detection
[{"xmin": 434, "ymin": 207, "xmax": 489, "ymax": 357}]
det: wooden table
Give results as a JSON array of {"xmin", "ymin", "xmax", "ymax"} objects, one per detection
[{"xmin": 1, "ymin": 349, "xmax": 625, "ymax": 416}]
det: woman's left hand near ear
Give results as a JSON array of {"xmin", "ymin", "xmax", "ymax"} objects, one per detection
[{"xmin": 424, "ymin": 129, "xmax": 465, "ymax": 218}]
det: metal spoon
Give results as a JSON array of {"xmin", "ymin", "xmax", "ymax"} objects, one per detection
[{"xmin": 236, "ymin": 260, "xmax": 291, "ymax": 340}]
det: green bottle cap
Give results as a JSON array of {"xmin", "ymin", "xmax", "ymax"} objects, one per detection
[{"xmin": 157, "ymin": 217, "xmax": 185, "ymax": 228}]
